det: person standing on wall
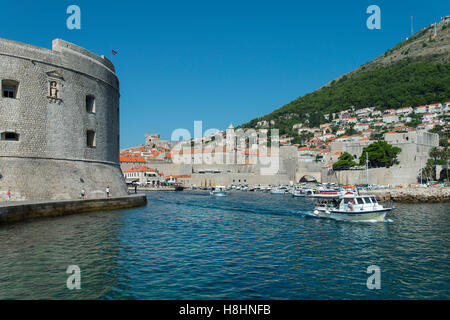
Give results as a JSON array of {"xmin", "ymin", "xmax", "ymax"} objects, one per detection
[
  {"xmin": 106, "ymin": 186, "xmax": 110, "ymax": 197},
  {"xmin": 6, "ymin": 189, "xmax": 11, "ymax": 201}
]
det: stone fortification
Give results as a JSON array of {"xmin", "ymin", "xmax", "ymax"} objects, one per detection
[{"xmin": 0, "ymin": 38, "xmax": 127, "ymax": 200}]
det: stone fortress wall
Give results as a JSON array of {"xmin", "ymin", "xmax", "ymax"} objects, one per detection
[
  {"xmin": 323, "ymin": 131, "xmax": 440, "ymax": 185},
  {"xmin": 0, "ymin": 38, "xmax": 127, "ymax": 200}
]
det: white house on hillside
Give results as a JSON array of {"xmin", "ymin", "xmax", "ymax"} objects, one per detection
[
  {"xmin": 383, "ymin": 114, "xmax": 399, "ymax": 124},
  {"xmin": 396, "ymin": 107, "xmax": 413, "ymax": 116}
]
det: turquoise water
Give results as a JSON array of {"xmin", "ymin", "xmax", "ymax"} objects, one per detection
[{"xmin": 0, "ymin": 191, "xmax": 449, "ymax": 299}]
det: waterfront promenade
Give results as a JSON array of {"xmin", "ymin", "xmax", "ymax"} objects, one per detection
[
  {"xmin": 128, "ymin": 186, "xmax": 177, "ymax": 192},
  {"xmin": 0, "ymin": 194, "xmax": 147, "ymax": 225}
]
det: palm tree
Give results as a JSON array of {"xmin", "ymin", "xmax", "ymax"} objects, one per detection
[
  {"xmin": 429, "ymin": 147, "xmax": 440, "ymax": 164},
  {"xmin": 440, "ymin": 148, "xmax": 449, "ymax": 182},
  {"xmin": 420, "ymin": 161, "xmax": 435, "ymax": 183},
  {"xmin": 428, "ymin": 147, "xmax": 446, "ymax": 181}
]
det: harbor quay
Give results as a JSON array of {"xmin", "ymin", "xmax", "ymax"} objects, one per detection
[
  {"xmin": 363, "ymin": 187, "xmax": 450, "ymax": 203},
  {"xmin": 0, "ymin": 194, "xmax": 147, "ymax": 225}
]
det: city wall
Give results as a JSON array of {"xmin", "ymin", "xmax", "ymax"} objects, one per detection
[{"xmin": 322, "ymin": 166, "xmax": 421, "ymax": 185}]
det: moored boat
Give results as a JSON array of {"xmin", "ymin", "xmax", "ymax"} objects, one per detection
[
  {"xmin": 173, "ymin": 182, "xmax": 184, "ymax": 191},
  {"xmin": 270, "ymin": 187, "xmax": 287, "ymax": 194},
  {"xmin": 309, "ymin": 189, "xmax": 354, "ymax": 199},
  {"xmin": 210, "ymin": 186, "xmax": 228, "ymax": 197},
  {"xmin": 292, "ymin": 189, "xmax": 307, "ymax": 197}
]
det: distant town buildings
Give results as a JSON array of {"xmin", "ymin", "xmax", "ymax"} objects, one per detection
[{"xmin": 120, "ymin": 100, "xmax": 448, "ymax": 186}]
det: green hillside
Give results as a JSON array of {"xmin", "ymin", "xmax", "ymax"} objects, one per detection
[{"xmin": 241, "ymin": 18, "xmax": 450, "ymax": 135}]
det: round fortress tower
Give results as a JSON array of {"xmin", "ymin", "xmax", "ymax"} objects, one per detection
[{"xmin": 0, "ymin": 38, "xmax": 128, "ymax": 200}]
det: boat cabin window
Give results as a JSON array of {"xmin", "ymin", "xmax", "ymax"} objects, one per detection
[
  {"xmin": 370, "ymin": 197, "xmax": 377, "ymax": 203},
  {"xmin": 363, "ymin": 197, "xmax": 372, "ymax": 203},
  {"xmin": 343, "ymin": 198, "xmax": 352, "ymax": 204},
  {"xmin": 356, "ymin": 198, "xmax": 364, "ymax": 204}
]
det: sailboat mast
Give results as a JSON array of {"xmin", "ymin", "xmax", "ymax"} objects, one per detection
[{"xmin": 366, "ymin": 152, "xmax": 369, "ymax": 186}]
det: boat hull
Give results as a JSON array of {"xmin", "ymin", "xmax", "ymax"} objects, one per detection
[
  {"xmin": 211, "ymin": 192, "xmax": 227, "ymax": 197},
  {"xmin": 313, "ymin": 208, "xmax": 391, "ymax": 222}
]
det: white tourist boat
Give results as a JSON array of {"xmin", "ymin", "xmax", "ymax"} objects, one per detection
[
  {"xmin": 312, "ymin": 192, "xmax": 342, "ymax": 214},
  {"xmin": 210, "ymin": 186, "xmax": 228, "ymax": 197},
  {"xmin": 313, "ymin": 194, "xmax": 392, "ymax": 221}
]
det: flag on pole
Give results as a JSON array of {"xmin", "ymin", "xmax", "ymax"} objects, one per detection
[{"xmin": 112, "ymin": 49, "xmax": 118, "ymax": 55}]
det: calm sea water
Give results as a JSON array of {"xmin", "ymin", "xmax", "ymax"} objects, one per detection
[{"xmin": 0, "ymin": 191, "xmax": 449, "ymax": 299}]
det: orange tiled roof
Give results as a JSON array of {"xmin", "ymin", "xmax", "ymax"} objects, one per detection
[
  {"xmin": 123, "ymin": 166, "xmax": 159, "ymax": 173},
  {"xmin": 120, "ymin": 156, "xmax": 146, "ymax": 163},
  {"xmin": 128, "ymin": 146, "xmax": 145, "ymax": 151}
]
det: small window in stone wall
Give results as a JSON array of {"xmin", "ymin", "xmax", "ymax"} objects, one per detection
[
  {"xmin": 49, "ymin": 81, "xmax": 59, "ymax": 99},
  {"xmin": 86, "ymin": 95, "xmax": 96, "ymax": 113},
  {"xmin": 2, "ymin": 80, "xmax": 19, "ymax": 99},
  {"xmin": 1, "ymin": 132, "xmax": 19, "ymax": 141},
  {"xmin": 87, "ymin": 130, "xmax": 96, "ymax": 148}
]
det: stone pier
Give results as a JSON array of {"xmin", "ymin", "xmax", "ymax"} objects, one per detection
[
  {"xmin": 362, "ymin": 188, "xmax": 450, "ymax": 203},
  {"xmin": 0, "ymin": 194, "xmax": 147, "ymax": 225}
]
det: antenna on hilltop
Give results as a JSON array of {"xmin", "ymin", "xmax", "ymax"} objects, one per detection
[{"xmin": 411, "ymin": 16, "xmax": 414, "ymax": 36}]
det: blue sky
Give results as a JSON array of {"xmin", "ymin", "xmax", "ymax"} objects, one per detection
[{"xmin": 1, "ymin": 0, "xmax": 448, "ymax": 147}]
